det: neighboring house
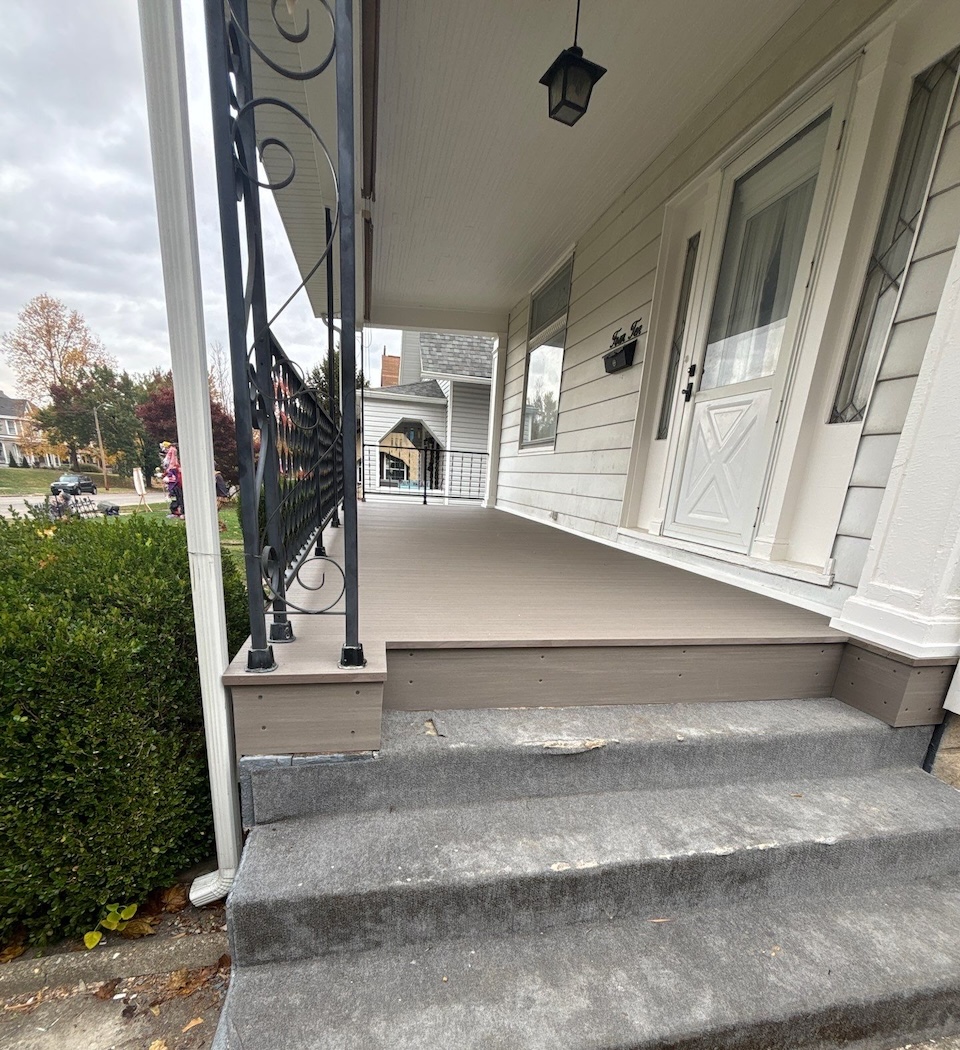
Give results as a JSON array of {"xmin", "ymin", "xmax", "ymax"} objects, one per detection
[
  {"xmin": 361, "ymin": 332, "xmax": 493, "ymax": 499},
  {"xmin": 0, "ymin": 391, "xmax": 60, "ymax": 468}
]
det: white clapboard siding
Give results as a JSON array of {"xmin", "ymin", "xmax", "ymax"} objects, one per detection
[
  {"xmin": 447, "ymin": 382, "xmax": 491, "ymax": 499},
  {"xmin": 494, "ymin": 0, "xmax": 899, "ymax": 534},
  {"xmin": 831, "ymin": 94, "xmax": 960, "ymax": 587}
]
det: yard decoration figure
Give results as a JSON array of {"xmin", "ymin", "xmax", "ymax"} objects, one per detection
[{"xmin": 161, "ymin": 441, "xmax": 184, "ymax": 518}]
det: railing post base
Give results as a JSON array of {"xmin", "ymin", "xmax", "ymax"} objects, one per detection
[
  {"xmin": 246, "ymin": 646, "xmax": 277, "ymax": 672},
  {"xmin": 339, "ymin": 643, "xmax": 366, "ymax": 668},
  {"xmin": 269, "ymin": 621, "xmax": 295, "ymax": 643}
]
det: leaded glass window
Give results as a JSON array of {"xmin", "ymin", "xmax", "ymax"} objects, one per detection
[
  {"xmin": 830, "ymin": 47, "xmax": 960, "ymax": 423},
  {"xmin": 657, "ymin": 234, "xmax": 700, "ymax": 440}
]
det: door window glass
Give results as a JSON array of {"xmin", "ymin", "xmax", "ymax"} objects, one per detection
[{"xmin": 700, "ymin": 112, "xmax": 830, "ymax": 391}]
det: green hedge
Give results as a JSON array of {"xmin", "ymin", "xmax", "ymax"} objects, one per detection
[{"xmin": 0, "ymin": 514, "xmax": 248, "ymax": 944}]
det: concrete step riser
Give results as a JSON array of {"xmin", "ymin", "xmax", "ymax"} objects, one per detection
[
  {"xmin": 245, "ymin": 724, "xmax": 931, "ymax": 825},
  {"xmin": 230, "ymin": 824, "xmax": 960, "ymax": 968},
  {"xmin": 212, "ymin": 980, "xmax": 960, "ymax": 1050}
]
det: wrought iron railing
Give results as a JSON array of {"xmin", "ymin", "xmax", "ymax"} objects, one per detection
[
  {"xmin": 361, "ymin": 443, "xmax": 489, "ymax": 504},
  {"xmin": 204, "ymin": 0, "xmax": 363, "ymax": 670},
  {"xmin": 266, "ymin": 328, "xmax": 343, "ymax": 574}
]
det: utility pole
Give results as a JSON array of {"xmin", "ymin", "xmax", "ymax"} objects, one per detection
[{"xmin": 93, "ymin": 404, "xmax": 109, "ymax": 492}]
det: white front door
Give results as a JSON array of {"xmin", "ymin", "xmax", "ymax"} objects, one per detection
[{"xmin": 665, "ymin": 110, "xmax": 832, "ymax": 552}]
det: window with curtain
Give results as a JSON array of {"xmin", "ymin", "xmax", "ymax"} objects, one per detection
[
  {"xmin": 830, "ymin": 47, "xmax": 960, "ymax": 423},
  {"xmin": 700, "ymin": 112, "xmax": 830, "ymax": 392},
  {"xmin": 522, "ymin": 260, "xmax": 573, "ymax": 447}
]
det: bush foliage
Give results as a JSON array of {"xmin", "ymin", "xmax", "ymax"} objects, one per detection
[{"xmin": 0, "ymin": 514, "xmax": 248, "ymax": 944}]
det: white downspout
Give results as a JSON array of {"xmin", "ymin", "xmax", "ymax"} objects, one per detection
[{"xmin": 137, "ymin": 0, "xmax": 242, "ymax": 905}]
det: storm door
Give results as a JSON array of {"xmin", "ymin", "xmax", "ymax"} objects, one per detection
[{"xmin": 664, "ymin": 111, "xmax": 831, "ymax": 551}]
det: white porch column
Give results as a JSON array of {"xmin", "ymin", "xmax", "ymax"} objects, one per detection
[
  {"xmin": 484, "ymin": 332, "xmax": 507, "ymax": 508},
  {"xmin": 831, "ymin": 237, "xmax": 960, "ymax": 680},
  {"xmin": 138, "ymin": 0, "xmax": 242, "ymax": 902}
]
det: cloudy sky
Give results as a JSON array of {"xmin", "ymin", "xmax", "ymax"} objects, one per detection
[{"xmin": 0, "ymin": 0, "xmax": 398, "ymax": 401}]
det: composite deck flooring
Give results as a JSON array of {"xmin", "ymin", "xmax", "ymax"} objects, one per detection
[{"xmin": 225, "ymin": 503, "xmax": 843, "ymax": 685}]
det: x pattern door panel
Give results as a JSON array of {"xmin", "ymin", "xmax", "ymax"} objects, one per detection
[{"xmin": 671, "ymin": 390, "xmax": 770, "ymax": 550}]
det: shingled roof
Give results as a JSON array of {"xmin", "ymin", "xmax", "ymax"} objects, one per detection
[
  {"xmin": 419, "ymin": 333, "xmax": 493, "ymax": 380},
  {"xmin": 0, "ymin": 391, "xmax": 32, "ymax": 419},
  {"xmin": 372, "ymin": 379, "xmax": 446, "ymax": 399}
]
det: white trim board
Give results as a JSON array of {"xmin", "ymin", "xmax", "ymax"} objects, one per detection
[{"xmin": 496, "ymin": 501, "xmax": 849, "ymax": 620}]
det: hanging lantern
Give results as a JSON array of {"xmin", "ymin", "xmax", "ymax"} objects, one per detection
[{"xmin": 539, "ymin": 1, "xmax": 606, "ymax": 126}]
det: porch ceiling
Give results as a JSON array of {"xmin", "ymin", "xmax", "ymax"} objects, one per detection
[{"xmin": 252, "ymin": 0, "xmax": 811, "ymax": 331}]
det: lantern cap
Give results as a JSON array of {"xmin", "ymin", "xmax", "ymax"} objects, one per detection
[{"xmin": 539, "ymin": 45, "xmax": 607, "ymax": 90}]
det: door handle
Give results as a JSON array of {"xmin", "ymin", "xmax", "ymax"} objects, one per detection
[{"xmin": 682, "ymin": 364, "xmax": 697, "ymax": 402}]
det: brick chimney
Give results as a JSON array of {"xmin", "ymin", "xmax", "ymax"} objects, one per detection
[{"xmin": 380, "ymin": 352, "xmax": 400, "ymax": 387}]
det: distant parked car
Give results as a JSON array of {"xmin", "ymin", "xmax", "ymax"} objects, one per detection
[{"xmin": 50, "ymin": 473, "xmax": 97, "ymax": 496}]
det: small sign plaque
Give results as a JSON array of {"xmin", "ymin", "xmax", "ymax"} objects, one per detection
[{"xmin": 603, "ymin": 318, "xmax": 643, "ymax": 374}]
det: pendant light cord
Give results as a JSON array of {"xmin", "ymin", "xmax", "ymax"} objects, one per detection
[{"xmin": 574, "ymin": 0, "xmax": 581, "ymax": 46}]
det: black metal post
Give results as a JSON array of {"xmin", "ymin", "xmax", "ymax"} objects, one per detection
[
  {"xmin": 203, "ymin": 0, "xmax": 273, "ymax": 671},
  {"xmin": 313, "ymin": 388, "xmax": 327, "ymax": 557},
  {"xmin": 324, "ymin": 206, "xmax": 341, "ymax": 529},
  {"xmin": 336, "ymin": 0, "xmax": 365, "ymax": 668},
  {"xmin": 422, "ymin": 447, "xmax": 428, "ymax": 506},
  {"xmin": 232, "ymin": 0, "xmax": 293, "ymax": 645}
]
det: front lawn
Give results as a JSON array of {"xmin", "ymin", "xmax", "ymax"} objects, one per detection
[{"xmin": 0, "ymin": 467, "xmax": 136, "ymax": 496}]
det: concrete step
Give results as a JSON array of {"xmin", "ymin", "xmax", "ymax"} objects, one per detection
[
  {"xmin": 241, "ymin": 699, "xmax": 932, "ymax": 825},
  {"xmin": 229, "ymin": 766, "xmax": 960, "ymax": 967},
  {"xmin": 214, "ymin": 870, "xmax": 960, "ymax": 1050}
]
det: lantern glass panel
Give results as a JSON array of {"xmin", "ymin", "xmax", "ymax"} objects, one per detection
[
  {"xmin": 566, "ymin": 64, "xmax": 593, "ymax": 109},
  {"xmin": 549, "ymin": 70, "xmax": 563, "ymax": 114}
]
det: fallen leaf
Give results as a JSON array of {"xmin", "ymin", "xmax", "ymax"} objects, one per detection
[
  {"xmin": 160, "ymin": 884, "xmax": 190, "ymax": 913},
  {"xmin": 94, "ymin": 979, "xmax": 120, "ymax": 1001},
  {"xmin": 182, "ymin": 1017, "xmax": 204, "ymax": 1032},
  {"xmin": 168, "ymin": 963, "xmax": 217, "ymax": 998},
  {"xmin": 120, "ymin": 916, "xmax": 161, "ymax": 939},
  {"xmin": 167, "ymin": 968, "xmax": 190, "ymax": 993},
  {"xmin": 791, "ymin": 793, "xmax": 804, "ymax": 798},
  {"xmin": 647, "ymin": 918, "xmax": 672, "ymax": 924},
  {"xmin": 149, "ymin": 1005, "xmax": 161, "ymax": 1017},
  {"xmin": 0, "ymin": 929, "xmax": 26, "ymax": 964},
  {"xmin": 148, "ymin": 1041, "xmax": 169, "ymax": 1050}
]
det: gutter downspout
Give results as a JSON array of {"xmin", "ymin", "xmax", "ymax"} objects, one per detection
[{"xmin": 137, "ymin": 0, "xmax": 242, "ymax": 905}]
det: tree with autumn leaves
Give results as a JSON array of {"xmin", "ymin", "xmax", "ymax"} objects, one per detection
[
  {"xmin": 1, "ymin": 294, "xmax": 115, "ymax": 404},
  {"xmin": 136, "ymin": 374, "xmax": 238, "ymax": 484},
  {"xmin": 1, "ymin": 296, "xmax": 238, "ymax": 481}
]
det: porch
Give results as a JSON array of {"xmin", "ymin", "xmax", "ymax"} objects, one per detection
[{"xmin": 224, "ymin": 501, "xmax": 949, "ymax": 757}]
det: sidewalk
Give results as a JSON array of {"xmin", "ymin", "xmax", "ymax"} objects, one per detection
[{"xmin": 1, "ymin": 883, "xmax": 228, "ymax": 1050}]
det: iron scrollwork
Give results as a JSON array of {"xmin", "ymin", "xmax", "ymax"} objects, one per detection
[{"xmin": 205, "ymin": 0, "xmax": 359, "ymax": 669}]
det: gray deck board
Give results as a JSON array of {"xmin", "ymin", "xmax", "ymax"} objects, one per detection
[{"xmin": 225, "ymin": 504, "xmax": 842, "ymax": 684}]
